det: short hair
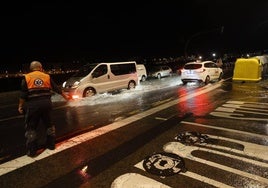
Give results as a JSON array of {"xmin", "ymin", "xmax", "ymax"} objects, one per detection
[{"xmin": 30, "ymin": 61, "xmax": 42, "ymax": 71}]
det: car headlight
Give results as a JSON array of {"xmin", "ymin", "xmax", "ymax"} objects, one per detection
[
  {"xmin": 71, "ymin": 81, "xmax": 80, "ymax": 88},
  {"xmin": 62, "ymin": 81, "xmax": 66, "ymax": 88}
]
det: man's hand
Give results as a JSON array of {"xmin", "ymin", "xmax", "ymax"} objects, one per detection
[
  {"xmin": 18, "ymin": 98, "xmax": 25, "ymax": 114},
  {"xmin": 18, "ymin": 106, "xmax": 24, "ymax": 114}
]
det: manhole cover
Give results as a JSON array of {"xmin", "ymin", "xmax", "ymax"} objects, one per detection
[
  {"xmin": 174, "ymin": 131, "xmax": 209, "ymax": 145},
  {"xmin": 143, "ymin": 152, "xmax": 186, "ymax": 176}
]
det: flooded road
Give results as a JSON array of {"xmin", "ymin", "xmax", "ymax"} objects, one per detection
[{"xmin": 1, "ymin": 72, "xmax": 268, "ymax": 187}]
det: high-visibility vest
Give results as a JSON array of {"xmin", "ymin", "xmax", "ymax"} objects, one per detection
[{"xmin": 25, "ymin": 71, "xmax": 52, "ymax": 99}]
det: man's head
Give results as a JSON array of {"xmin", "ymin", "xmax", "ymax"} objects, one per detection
[{"xmin": 30, "ymin": 61, "xmax": 43, "ymax": 71}]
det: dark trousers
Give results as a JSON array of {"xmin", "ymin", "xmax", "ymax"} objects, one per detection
[{"xmin": 24, "ymin": 99, "xmax": 55, "ymax": 151}]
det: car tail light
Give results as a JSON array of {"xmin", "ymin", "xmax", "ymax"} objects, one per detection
[{"xmin": 196, "ymin": 68, "xmax": 206, "ymax": 73}]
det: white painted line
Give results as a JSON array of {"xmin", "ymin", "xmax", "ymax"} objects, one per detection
[
  {"xmin": 230, "ymin": 109, "xmax": 268, "ymax": 116},
  {"xmin": 226, "ymin": 101, "xmax": 245, "ymax": 105},
  {"xmin": 111, "ymin": 173, "xmax": 171, "ymax": 188},
  {"xmin": 181, "ymin": 171, "xmax": 234, "ymax": 188},
  {"xmin": 181, "ymin": 121, "xmax": 268, "ymax": 140},
  {"xmin": 215, "ymin": 107, "xmax": 236, "ymax": 113},
  {"xmin": 210, "ymin": 111, "xmax": 268, "ymax": 121},
  {"xmin": 0, "ymin": 83, "xmax": 222, "ymax": 176},
  {"xmin": 134, "ymin": 161, "xmax": 233, "ymax": 188},
  {"xmin": 227, "ymin": 101, "xmax": 268, "ymax": 106},
  {"xmin": 213, "ymin": 100, "xmax": 268, "ymax": 119},
  {"xmin": 205, "ymin": 135, "xmax": 268, "ymax": 161},
  {"xmin": 223, "ymin": 103, "xmax": 268, "ymax": 111},
  {"xmin": 164, "ymin": 142, "xmax": 268, "ymax": 185},
  {"xmin": 0, "ymin": 115, "xmax": 23, "ymax": 122},
  {"xmin": 155, "ymin": 117, "xmax": 168, "ymax": 121},
  {"xmin": 216, "ymin": 107, "xmax": 268, "ymax": 116}
]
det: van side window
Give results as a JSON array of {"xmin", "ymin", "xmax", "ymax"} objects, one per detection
[
  {"xmin": 111, "ymin": 63, "xmax": 136, "ymax": 75},
  {"xmin": 92, "ymin": 64, "xmax": 108, "ymax": 78}
]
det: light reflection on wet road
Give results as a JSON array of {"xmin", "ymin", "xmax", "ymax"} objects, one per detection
[{"xmin": 1, "ymin": 73, "xmax": 268, "ymax": 187}]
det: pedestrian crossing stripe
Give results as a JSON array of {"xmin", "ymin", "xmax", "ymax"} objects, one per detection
[
  {"xmin": 210, "ymin": 100, "xmax": 268, "ymax": 121},
  {"xmin": 112, "ymin": 121, "xmax": 268, "ymax": 188},
  {"xmin": 164, "ymin": 142, "xmax": 268, "ymax": 185},
  {"xmin": 111, "ymin": 173, "xmax": 171, "ymax": 188}
]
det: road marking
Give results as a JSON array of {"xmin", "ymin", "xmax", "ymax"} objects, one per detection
[
  {"xmin": 202, "ymin": 135, "xmax": 268, "ymax": 162},
  {"xmin": 181, "ymin": 171, "xmax": 234, "ymax": 188},
  {"xmin": 111, "ymin": 173, "xmax": 171, "ymax": 188},
  {"xmin": 155, "ymin": 117, "xmax": 168, "ymax": 121},
  {"xmin": 0, "ymin": 82, "xmax": 222, "ymax": 176},
  {"xmin": 222, "ymin": 106, "xmax": 268, "ymax": 115},
  {"xmin": 181, "ymin": 121, "xmax": 268, "ymax": 140},
  {"xmin": 130, "ymin": 129, "xmax": 268, "ymax": 188},
  {"xmin": 210, "ymin": 111, "xmax": 268, "ymax": 121},
  {"xmin": 211, "ymin": 100, "xmax": 268, "ymax": 121},
  {"xmin": 134, "ymin": 161, "xmax": 233, "ymax": 188},
  {"xmin": 223, "ymin": 104, "xmax": 268, "ymax": 112},
  {"xmin": 227, "ymin": 100, "xmax": 268, "ymax": 106},
  {"xmin": 0, "ymin": 115, "xmax": 23, "ymax": 122},
  {"xmin": 164, "ymin": 142, "xmax": 268, "ymax": 185}
]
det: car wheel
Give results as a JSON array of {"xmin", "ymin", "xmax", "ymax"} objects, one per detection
[
  {"xmin": 182, "ymin": 81, "xmax": 187, "ymax": 85},
  {"xmin": 157, "ymin": 73, "xmax": 161, "ymax": 79},
  {"xmin": 205, "ymin": 76, "xmax": 210, "ymax": 84},
  {"xmin": 83, "ymin": 87, "xmax": 96, "ymax": 97},
  {"xmin": 128, "ymin": 81, "xmax": 136, "ymax": 89},
  {"xmin": 218, "ymin": 73, "xmax": 223, "ymax": 81}
]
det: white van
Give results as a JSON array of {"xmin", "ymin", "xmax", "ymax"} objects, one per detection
[
  {"xmin": 136, "ymin": 64, "xmax": 147, "ymax": 82},
  {"xmin": 62, "ymin": 61, "xmax": 138, "ymax": 99}
]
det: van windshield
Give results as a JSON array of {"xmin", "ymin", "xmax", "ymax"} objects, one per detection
[{"xmin": 72, "ymin": 63, "xmax": 97, "ymax": 77}]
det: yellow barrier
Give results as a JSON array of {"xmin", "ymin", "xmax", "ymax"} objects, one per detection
[{"xmin": 232, "ymin": 58, "xmax": 262, "ymax": 82}]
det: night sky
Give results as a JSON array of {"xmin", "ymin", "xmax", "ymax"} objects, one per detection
[{"xmin": 1, "ymin": 1, "xmax": 268, "ymax": 70}]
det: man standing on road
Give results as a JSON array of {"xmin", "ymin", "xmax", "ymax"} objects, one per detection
[{"xmin": 18, "ymin": 61, "xmax": 69, "ymax": 157}]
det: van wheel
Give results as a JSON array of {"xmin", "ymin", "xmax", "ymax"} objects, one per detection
[
  {"xmin": 128, "ymin": 81, "xmax": 136, "ymax": 89},
  {"xmin": 83, "ymin": 87, "xmax": 96, "ymax": 97},
  {"xmin": 205, "ymin": 76, "xmax": 210, "ymax": 84},
  {"xmin": 141, "ymin": 75, "xmax": 146, "ymax": 82}
]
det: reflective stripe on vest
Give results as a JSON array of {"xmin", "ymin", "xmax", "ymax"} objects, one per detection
[{"xmin": 25, "ymin": 71, "xmax": 52, "ymax": 99}]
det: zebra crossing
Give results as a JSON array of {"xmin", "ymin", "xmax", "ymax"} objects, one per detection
[
  {"xmin": 111, "ymin": 101, "xmax": 268, "ymax": 187},
  {"xmin": 210, "ymin": 100, "xmax": 268, "ymax": 121}
]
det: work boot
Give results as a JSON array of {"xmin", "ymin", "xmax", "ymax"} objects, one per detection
[
  {"xmin": 27, "ymin": 149, "xmax": 37, "ymax": 157},
  {"xmin": 46, "ymin": 136, "xmax": 55, "ymax": 150},
  {"xmin": 26, "ymin": 142, "xmax": 37, "ymax": 157}
]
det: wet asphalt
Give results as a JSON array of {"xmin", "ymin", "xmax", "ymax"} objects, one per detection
[{"xmin": 1, "ymin": 71, "xmax": 268, "ymax": 187}]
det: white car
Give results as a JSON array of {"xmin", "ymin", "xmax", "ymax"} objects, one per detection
[
  {"xmin": 181, "ymin": 60, "xmax": 223, "ymax": 85},
  {"xmin": 148, "ymin": 65, "xmax": 172, "ymax": 79}
]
